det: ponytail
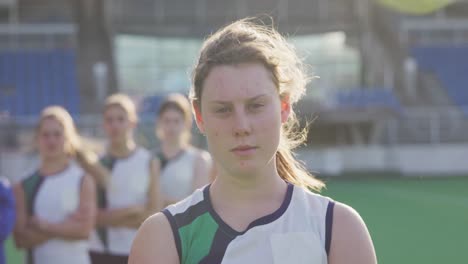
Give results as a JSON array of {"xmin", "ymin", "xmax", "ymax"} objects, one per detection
[
  {"xmin": 275, "ymin": 116, "xmax": 324, "ymax": 192},
  {"xmin": 276, "ymin": 148, "xmax": 324, "ymax": 192}
]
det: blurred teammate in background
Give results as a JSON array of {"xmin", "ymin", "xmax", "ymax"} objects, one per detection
[
  {"xmin": 89, "ymin": 94, "xmax": 161, "ymax": 264},
  {"xmin": 130, "ymin": 18, "xmax": 377, "ymax": 264},
  {"xmin": 13, "ymin": 106, "xmax": 100, "ymax": 264},
  {"xmin": 154, "ymin": 93, "xmax": 212, "ymax": 206},
  {"xmin": 0, "ymin": 177, "xmax": 15, "ymax": 264}
]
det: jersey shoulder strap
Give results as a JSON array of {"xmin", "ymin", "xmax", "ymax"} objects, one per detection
[{"xmin": 21, "ymin": 171, "xmax": 44, "ymax": 216}]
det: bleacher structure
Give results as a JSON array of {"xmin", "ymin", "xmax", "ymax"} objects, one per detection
[
  {"xmin": 411, "ymin": 46, "xmax": 468, "ymax": 116},
  {"xmin": 333, "ymin": 89, "xmax": 401, "ymax": 111},
  {"xmin": 0, "ymin": 0, "xmax": 467, "ymax": 145},
  {"xmin": 0, "ymin": 49, "xmax": 79, "ymax": 117}
]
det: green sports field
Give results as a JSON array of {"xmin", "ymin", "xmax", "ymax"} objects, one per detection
[
  {"xmin": 322, "ymin": 176, "xmax": 468, "ymax": 264},
  {"xmin": 6, "ymin": 176, "xmax": 467, "ymax": 264}
]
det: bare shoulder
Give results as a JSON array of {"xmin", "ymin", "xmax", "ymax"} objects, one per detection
[
  {"xmin": 328, "ymin": 202, "xmax": 377, "ymax": 264},
  {"xmin": 333, "ymin": 202, "xmax": 365, "ymax": 228},
  {"xmin": 129, "ymin": 212, "xmax": 179, "ymax": 264}
]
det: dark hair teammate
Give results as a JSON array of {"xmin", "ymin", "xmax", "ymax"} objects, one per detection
[
  {"xmin": 129, "ymin": 19, "xmax": 377, "ymax": 264},
  {"xmin": 88, "ymin": 94, "xmax": 161, "ymax": 264},
  {"xmin": 155, "ymin": 93, "xmax": 212, "ymax": 206}
]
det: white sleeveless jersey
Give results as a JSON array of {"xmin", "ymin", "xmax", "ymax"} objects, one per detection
[
  {"xmin": 89, "ymin": 147, "xmax": 152, "ymax": 255},
  {"xmin": 163, "ymin": 183, "xmax": 335, "ymax": 264},
  {"xmin": 28, "ymin": 163, "xmax": 90, "ymax": 264},
  {"xmin": 159, "ymin": 148, "xmax": 201, "ymax": 201}
]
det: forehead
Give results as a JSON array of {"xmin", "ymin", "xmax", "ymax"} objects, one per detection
[
  {"xmin": 202, "ymin": 63, "xmax": 277, "ymax": 103},
  {"xmin": 104, "ymin": 104, "xmax": 128, "ymax": 116},
  {"xmin": 39, "ymin": 117, "xmax": 63, "ymax": 132},
  {"xmin": 160, "ymin": 108, "xmax": 184, "ymax": 119}
]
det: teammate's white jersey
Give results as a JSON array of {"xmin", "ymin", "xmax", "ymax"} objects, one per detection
[
  {"xmin": 89, "ymin": 147, "xmax": 152, "ymax": 255},
  {"xmin": 23, "ymin": 163, "xmax": 90, "ymax": 264},
  {"xmin": 159, "ymin": 148, "xmax": 206, "ymax": 202}
]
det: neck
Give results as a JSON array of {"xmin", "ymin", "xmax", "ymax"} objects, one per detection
[
  {"xmin": 162, "ymin": 140, "xmax": 187, "ymax": 159},
  {"xmin": 211, "ymin": 160, "xmax": 287, "ymax": 205},
  {"xmin": 108, "ymin": 138, "xmax": 136, "ymax": 158},
  {"xmin": 40, "ymin": 155, "xmax": 70, "ymax": 176}
]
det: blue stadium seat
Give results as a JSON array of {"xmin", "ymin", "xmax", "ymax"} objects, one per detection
[
  {"xmin": 63, "ymin": 50, "xmax": 80, "ymax": 116},
  {"xmin": 411, "ymin": 46, "xmax": 468, "ymax": 115},
  {"xmin": 139, "ymin": 94, "xmax": 166, "ymax": 121},
  {"xmin": 333, "ymin": 88, "xmax": 401, "ymax": 111},
  {"xmin": 0, "ymin": 49, "xmax": 80, "ymax": 118}
]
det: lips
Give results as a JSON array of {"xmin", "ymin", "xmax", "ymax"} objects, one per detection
[{"xmin": 230, "ymin": 145, "xmax": 258, "ymax": 156}]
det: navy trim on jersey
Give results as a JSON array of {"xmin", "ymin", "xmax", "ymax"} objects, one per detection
[
  {"xmin": 162, "ymin": 209, "xmax": 183, "ymax": 263},
  {"xmin": 155, "ymin": 149, "xmax": 186, "ymax": 171},
  {"xmin": 204, "ymin": 183, "xmax": 294, "ymax": 236},
  {"xmin": 27, "ymin": 252, "xmax": 34, "ymax": 264},
  {"xmin": 325, "ymin": 201, "xmax": 335, "ymax": 256},
  {"xmin": 96, "ymin": 154, "xmax": 117, "ymax": 252},
  {"xmin": 89, "ymin": 251, "xmax": 128, "ymax": 264},
  {"xmin": 172, "ymin": 200, "xmax": 207, "ymax": 227},
  {"xmin": 22, "ymin": 172, "xmax": 44, "ymax": 264},
  {"xmin": 155, "ymin": 152, "xmax": 168, "ymax": 170},
  {"xmin": 199, "ymin": 228, "xmax": 235, "ymax": 264}
]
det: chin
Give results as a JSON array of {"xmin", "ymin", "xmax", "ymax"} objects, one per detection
[
  {"xmin": 43, "ymin": 152, "xmax": 65, "ymax": 160},
  {"xmin": 233, "ymin": 161, "xmax": 261, "ymax": 174},
  {"xmin": 111, "ymin": 136, "xmax": 125, "ymax": 143}
]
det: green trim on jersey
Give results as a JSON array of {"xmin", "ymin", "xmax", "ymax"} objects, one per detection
[
  {"xmin": 163, "ymin": 197, "xmax": 236, "ymax": 264},
  {"xmin": 179, "ymin": 212, "xmax": 218, "ymax": 263},
  {"xmin": 164, "ymin": 183, "xmax": 296, "ymax": 264},
  {"xmin": 21, "ymin": 171, "xmax": 45, "ymax": 264},
  {"xmin": 21, "ymin": 171, "xmax": 43, "ymax": 216}
]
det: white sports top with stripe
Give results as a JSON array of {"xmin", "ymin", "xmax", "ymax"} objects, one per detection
[
  {"xmin": 22, "ymin": 163, "xmax": 89, "ymax": 264},
  {"xmin": 158, "ymin": 148, "xmax": 204, "ymax": 202},
  {"xmin": 89, "ymin": 147, "xmax": 152, "ymax": 255},
  {"xmin": 163, "ymin": 183, "xmax": 335, "ymax": 264}
]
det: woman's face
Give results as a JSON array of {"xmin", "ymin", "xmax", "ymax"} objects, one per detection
[
  {"xmin": 196, "ymin": 63, "xmax": 290, "ymax": 177},
  {"xmin": 37, "ymin": 117, "xmax": 67, "ymax": 160},
  {"xmin": 157, "ymin": 108, "xmax": 188, "ymax": 143},
  {"xmin": 103, "ymin": 105, "xmax": 135, "ymax": 144}
]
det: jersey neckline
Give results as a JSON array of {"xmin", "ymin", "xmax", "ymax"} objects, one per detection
[
  {"xmin": 203, "ymin": 182, "xmax": 294, "ymax": 238},
  {"xmin": 38, "ymin": 162, "xmax": 72, "ymax": 178},
  {"xmin": 105, "ymin": 146, "xmax": 140, "ymax": 160}
]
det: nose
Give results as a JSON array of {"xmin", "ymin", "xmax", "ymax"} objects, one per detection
[{"xmin": 232, "ymin": 107, "xmax": 251, "ymax": 137}]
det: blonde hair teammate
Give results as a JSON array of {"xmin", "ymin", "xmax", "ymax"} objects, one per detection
[
  {"xmin": 130, "ymin": 19, "xmax": 377, "ymax": 264},
  {"xmin": 13, "ymin": 106, "xmax": 100, "ymax": 264}
]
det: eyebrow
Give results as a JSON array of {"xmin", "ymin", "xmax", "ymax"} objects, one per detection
[{"xmin": 209, "ymin": 94, "xmax": 268, "ymax": 104}]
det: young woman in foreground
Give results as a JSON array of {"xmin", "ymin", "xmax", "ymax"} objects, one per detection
[{"xmin": 129, "ymin": 19, "xmax": 377, "ymax": 264}]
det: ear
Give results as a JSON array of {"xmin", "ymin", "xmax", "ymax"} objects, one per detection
[
  {"xmin": 193, "ymin": 104, "xmax": 205, "ymax": 133},
  {"xmin": 280, "ymin": 94, "xmax": 291, "ymax": 123}
]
